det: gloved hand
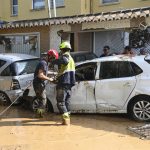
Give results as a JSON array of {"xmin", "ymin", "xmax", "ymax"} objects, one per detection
[{"xmin": 48, "ymin": 77, "xmax": 54, "ymax": 82}]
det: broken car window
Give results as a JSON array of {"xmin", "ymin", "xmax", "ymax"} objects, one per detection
[{"xmin": 75, "ymin": 63, "xmax": 97, "ymax": 81}]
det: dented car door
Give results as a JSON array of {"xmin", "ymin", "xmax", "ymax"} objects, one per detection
[
  {"xmin": 71, "ymin": 62, "xmax": 97, "ymax": 113},
  {"xmin": 95, "ymin": 61, "xmax": 136, "ymax": 112}
]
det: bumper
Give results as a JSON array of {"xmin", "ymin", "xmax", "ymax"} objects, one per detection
[{"xmin": 5, "ymin": 89, "xmax": 23, "ymax": 103}]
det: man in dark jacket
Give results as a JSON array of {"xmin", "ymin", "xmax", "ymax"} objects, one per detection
[
  {"xmin": 33, "ymin": 49, "xmax": 58, "ymax": 117},
  {"xmin": 100, "ymin": 46, "xmax": 112, "ymax": 57}
]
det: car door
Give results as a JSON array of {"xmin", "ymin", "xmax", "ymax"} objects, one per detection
[
  {"xmin": 95, "ymin": 61, "xmax": 137, "ymax": 112},
  {"xmin": 71, "ymin": 62, "xmax": 97, "ymax": 113}
]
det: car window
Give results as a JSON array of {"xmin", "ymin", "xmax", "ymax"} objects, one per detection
[
  {"xmin": 0, "ymin": 59, "xmax": 39, "ymax": 76},
  {"xmin": 100, "ymin": 61, "xmax": 118, "ymax": 79},
  {"xmin": 100, "ymin": 61, "xmax": 137, "ymax": 80},
  {"xmin": 14, "ymin": 59, "xmax": 39, "ymax": 75},
  {"xmin": 0, "ymin": 64, "xmax": 15, "ymax": 76},
  {"xmin": 130, "ymin": 62, "xmax": 143, "ymax": 75},
  {"xmin": 0, "ymin": 59, "xmax": 6, "ymax": 68},
  {"xmin": 118, "ymin": 61, "xmax": 134, "ymax": 78},
  {"xmin": 76, "ymin": 63, "xmax": 97, "ymax": 81}
]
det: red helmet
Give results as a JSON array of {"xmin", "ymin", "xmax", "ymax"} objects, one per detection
[{"xmin": 47, "ymin": 49, "xmax": 59, "ymax": 59}]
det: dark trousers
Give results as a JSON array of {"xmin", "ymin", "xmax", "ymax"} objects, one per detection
[
  {"xmin": 33, "ymin": 81, "xmax": 47, "ymax": 110},
  {"xmin": 56, "ymin": 85, "xmax": 72, "ymax": 114}
]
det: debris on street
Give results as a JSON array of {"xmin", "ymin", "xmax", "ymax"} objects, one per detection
[{"xmin": 128, "ymin": 124, "xmax": 150, "ymax": 139}]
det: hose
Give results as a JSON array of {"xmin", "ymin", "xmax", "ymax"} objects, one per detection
[{"xmin": 0, "ymin": 81, "xmax": 33, "ymax": 117}]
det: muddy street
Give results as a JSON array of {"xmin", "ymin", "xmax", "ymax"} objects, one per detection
[{"xmin": 0, "ymin": 105, "xmax": 150, "ymax": 150}]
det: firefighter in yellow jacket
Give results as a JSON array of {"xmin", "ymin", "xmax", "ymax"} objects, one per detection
[{"xmin": 52, "ymin": 41, "xmax": 75, "ymax": 125}]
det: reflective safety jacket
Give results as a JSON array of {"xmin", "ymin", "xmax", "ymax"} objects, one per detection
[
  {"xmin": 52, "ymin": 51, "xmax": 76, "ymax": 86},
  {"xmin": 58, "ymin": 52, "xmax": 75, "ymax": 86}
]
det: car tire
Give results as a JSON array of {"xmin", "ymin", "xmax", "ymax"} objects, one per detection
[
  {"xmin": 31, "ymin": 97, "xmax": 53, "ymax": 113},
  {"xmin": 0, "ymin": 91, "xmax": 10, "ymax": 105},
  {"xmin": 128, "ymin": 96, "xmax": 150, "ymax": 122}
]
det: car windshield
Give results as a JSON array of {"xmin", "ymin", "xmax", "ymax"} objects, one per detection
[{"xmin": 14, "ymin": 59, "xmax": 39, "ymax": 75}]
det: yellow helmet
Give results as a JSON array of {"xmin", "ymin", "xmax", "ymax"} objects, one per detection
[{"xmin": 59, "ymin": 41, "xmax": 71, "ymax": 50}]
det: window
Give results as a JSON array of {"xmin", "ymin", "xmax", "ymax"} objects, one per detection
[
  {"xmin": 76, "ymin": 63, "xmax": 97, "ymax": 81},
  {"xmin": 33, "ymin": 0, "xmax": 45, "ymax": 9},
  {"xmin": 118, "ymin": 62, "xmax": 134, "ymax": 78},
  {"xmin": 102, "ymin": 0, "xmax": 119, "ymax": 4},
  {"xmin": 50, "ymin": 0, "xmax": 64, "ymax": 8},
  {"xmin": 100, "ymin": 61, "xmax": 138, "ymax": 80},
  {"xmin": 12, "ymin": 0, "xmax": 18, "ymax": 16},
  {"xmin": 0, "ymin": 59, "xmax": 39, "ymax": 76},
  {"xmin": 14, "ymin": 59, "xmax": 39, "ymax": 75},
  {"xmin": 0, "ymin": 34, "xmax": 39, "ymax": 56},
  {"xmin": 130, "ymin": 62, "xmax": 143, "ymax": 76},
  {"xmin": 0, "ymin": 60, "xmax": 6, "ymax": 68},
  {"xmin": 100, "ymin": 61, "xmax": 118, "ymax": 79},
  {"xmin": 1, "ymin": 64, "xmax": 15, "ymax": 76}
]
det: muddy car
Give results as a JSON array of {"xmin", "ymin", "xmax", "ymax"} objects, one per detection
[
  {"xmin": 23, "ymin": 55, "xmax": 150, "ymax": 121},
  {"xmin": 0, "ymin": 53, "xmax": 39, "ymax": 104}
]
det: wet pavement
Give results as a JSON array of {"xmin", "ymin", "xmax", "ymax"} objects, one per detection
[{"xmin": 0, "ymin": 105, "xmax": 150, "ymax": 150}]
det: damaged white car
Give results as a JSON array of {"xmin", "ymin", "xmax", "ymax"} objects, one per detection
[{"xmin": 23, "ymin": 55, "xmax": 150, "ymax": 122}]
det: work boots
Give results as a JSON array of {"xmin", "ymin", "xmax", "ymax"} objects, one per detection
[
  {"xmin": 62, "ymin": 112, "xmax": 70, "ymax": 125},
  {"xmin": 36, "ymin": 109, "xmax": 45, "ymax": 118}
]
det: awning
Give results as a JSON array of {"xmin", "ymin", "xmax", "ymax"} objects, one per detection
[{"xmin": 0, "ymin": 7, "xmax": 150, "ymax": 29}]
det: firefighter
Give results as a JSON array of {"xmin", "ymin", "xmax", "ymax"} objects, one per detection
[
  {"xmin": 33, "ymin": 49, "xmax": 59, "ymax": 117},
  {"xmin": 52, "ymin": 41, "xmax": 76, "ymax": 125}
]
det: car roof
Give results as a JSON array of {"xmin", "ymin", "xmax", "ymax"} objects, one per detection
[
  {"xmin": 76, "ymin": 55, "xmax": 146, "ymax": 65},
  {"xmin": 0, "ymin": 53, "xmax": 38, "ymax": 62}
]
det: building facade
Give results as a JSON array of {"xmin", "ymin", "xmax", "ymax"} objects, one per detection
[
  {"xmin": 0, "ymin": 0, "xmax": 91, "ymax": 21},
  {"xmin": 1, "ymin": 0, "xmax": 150, "ymax": 21},
  {"xmin": 92, "ymin": 0, "xmax": 150, "ymax": 13},
  {"xmin": 0, "ymin": 0, "xmax": 150, "ymax": 56}
]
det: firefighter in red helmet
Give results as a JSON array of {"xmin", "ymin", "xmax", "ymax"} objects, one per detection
[
  {"xmin": 33, "ymin": 49, "xmax": 59, "ymax": 117},
  {"xmin": 47, "ymin": 49, "xmax": 59, "ymax": 60}
]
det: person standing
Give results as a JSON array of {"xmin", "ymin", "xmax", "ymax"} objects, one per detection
[
  {"xmin": 100, "ymin": 46, "xmax": 112, "ymax": 57},
  {"xmin": 52, "ymin": 41, "xmax": 75, "ymax": 125},
  {"xmin": 33, "ymin": 49, "xmax": 59, "ymax": 117},
  {"xmin": 122, "ymin": 46, "xmax": 134, "ymax": 55}
]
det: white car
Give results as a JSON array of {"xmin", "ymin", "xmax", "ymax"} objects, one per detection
[
  {"xmin": 23, "ymin": 55, "xmax": 150, "ymax": 121},
  {"xmin": 0, "ymin": 53, "xmax": 39, "ymax": 104}
]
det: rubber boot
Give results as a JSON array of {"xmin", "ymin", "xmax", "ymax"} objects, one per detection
[
  {"xmin": 62, "ymin": 112, "xmax": 70, "ymax": 125},
  {"xmin": 37, "ymin": 109, "xmax": 45, "ymax": 118}
]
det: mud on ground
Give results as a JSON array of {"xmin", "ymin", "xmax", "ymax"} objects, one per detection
[{"xmin": 0, "ymin": 106, "xmax": 150, "ymax": 150}]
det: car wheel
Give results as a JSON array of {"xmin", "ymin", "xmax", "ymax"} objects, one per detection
[
  {"xmin": 128, "ymin": 96, "xmax": 150, "ymax": 121},
  {"xmin": 0, "ymin": 92, "xmax": 10, "ymax": 105},
  {"xmin": 31, "ymin": 97, "xmax": 50, "ymax": 113}
]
